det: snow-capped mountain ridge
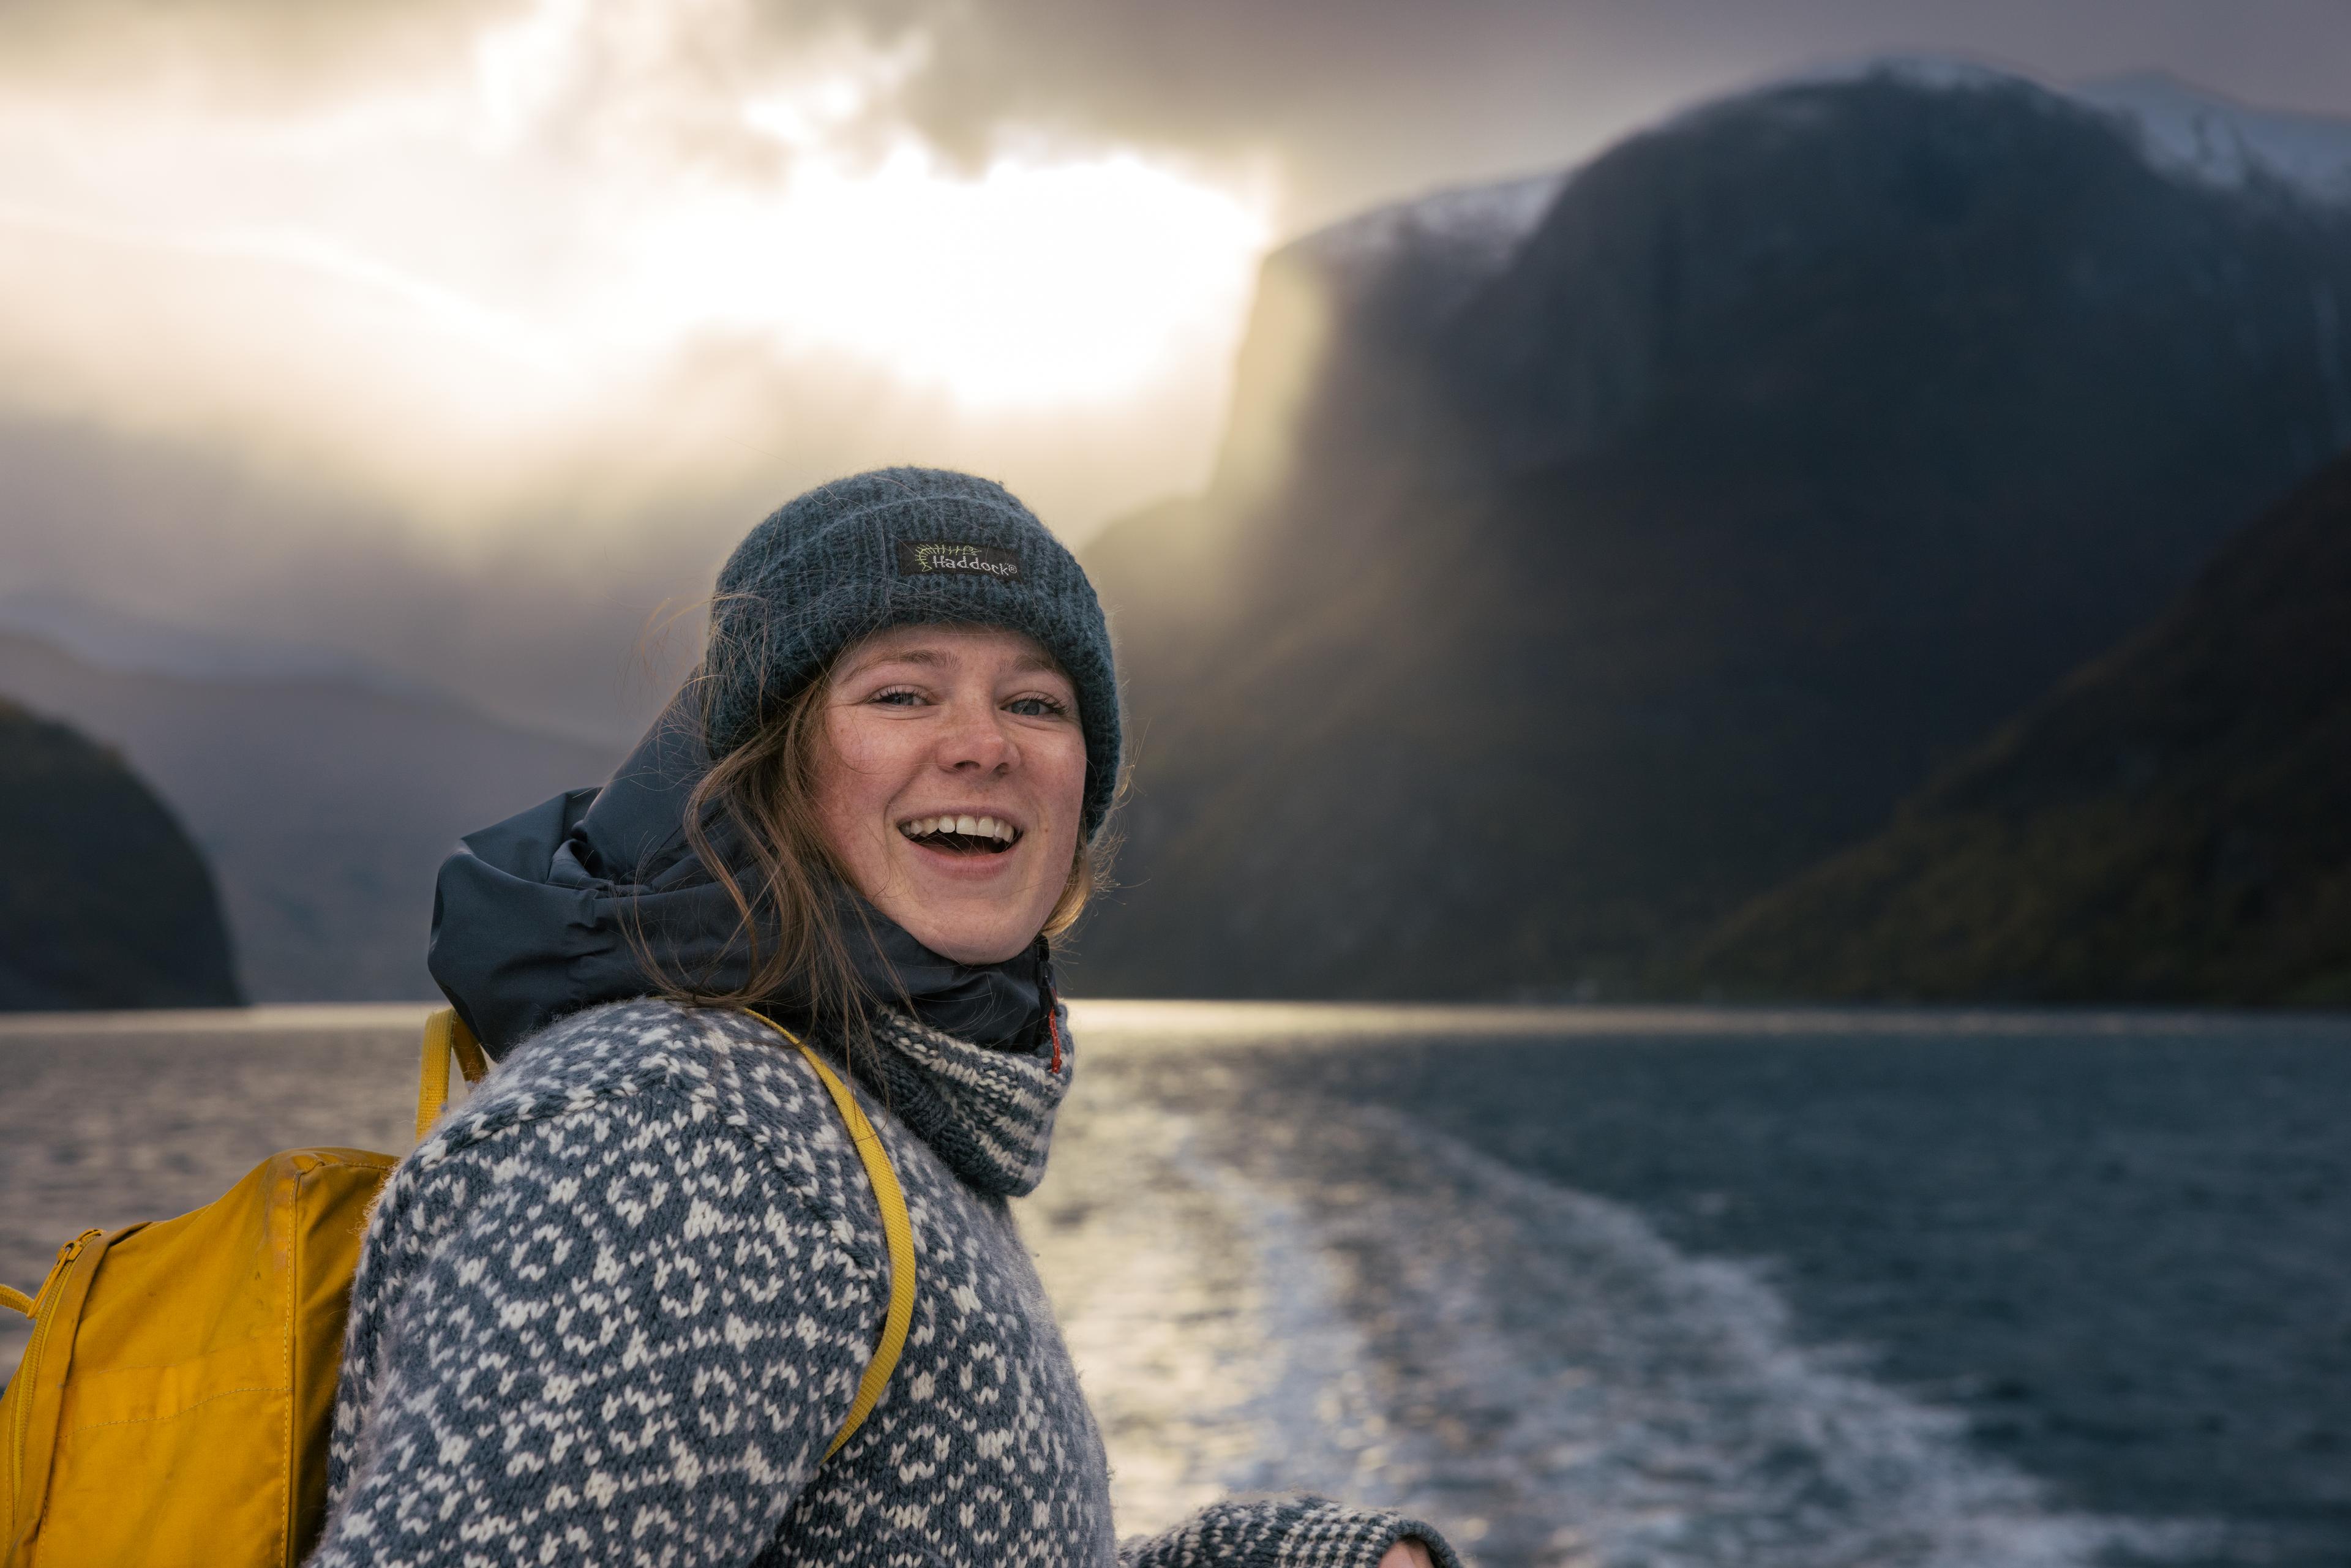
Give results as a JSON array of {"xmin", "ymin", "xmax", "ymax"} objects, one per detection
[
  {"xmin": 2074, "ymin": 70, "xmax": 2351, "ymax": 204},
  {"xmin": 1287, "ymin": 57, "xmax": 2351, "ymax": 315},
  {"xmin": 1292, "ymin": 170, "xmax": 1567, "ymax": 309}
]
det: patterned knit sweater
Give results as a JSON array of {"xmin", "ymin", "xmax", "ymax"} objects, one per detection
[{"xmin": 309, "ymin": 999, "xmax": 1461, "ymax": 1567}]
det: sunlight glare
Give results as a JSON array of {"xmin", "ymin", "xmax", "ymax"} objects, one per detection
[
  {"xmin": 0, "ymin": 0, "xmax": 1276, "ymax": 522},
  {"xmin": 623, "ymin": 145, "xmax": 1267, "ymax": 407}
]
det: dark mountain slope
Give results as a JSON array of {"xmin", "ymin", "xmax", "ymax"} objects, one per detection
[
  {"xmin": 1682, "ymin": 449, "xmax": 2351, "ymax": 1003},
  {"xmin": 1074, "ymin": 69, "xmax": 2351, "ymax": 998},
  {"xmin": 0, "ymin": 699, "xmax": 241, "ymax": 1010},
  {"xmin": 0, "ymin": 632, "xmax": 620, "ymax": 1002}
]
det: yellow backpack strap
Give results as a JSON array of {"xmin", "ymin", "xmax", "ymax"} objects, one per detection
[
  {"xmin": 414, "ymin": 1008, "xmax": 492, "ymax": 1141},
  {"xmin": 744, "ymin": 1010, "xmax": 916, "ymax": 1460}
]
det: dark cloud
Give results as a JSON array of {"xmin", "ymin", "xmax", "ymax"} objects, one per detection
[
  {"xmin": 10, "ymin": 0, "xmax": 2350, "ymax": 228},
  {"xmin": 780, "ymin": 0, "xmax": 2351, "ymax": 228}
]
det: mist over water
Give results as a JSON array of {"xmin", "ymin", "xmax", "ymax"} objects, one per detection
[{"xmin": 2, "ymin": 1002, "xmax": 2344, "ymax": 1566}]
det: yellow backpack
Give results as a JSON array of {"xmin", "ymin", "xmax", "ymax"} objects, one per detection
[{"xmin": 0, "ymin": 1008, "xmax": 914, "ymax": 1568}]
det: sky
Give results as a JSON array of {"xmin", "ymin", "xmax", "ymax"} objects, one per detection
[{"xmin": 6, "ymin": 0, "xmax": 2351, "ymax": 741}]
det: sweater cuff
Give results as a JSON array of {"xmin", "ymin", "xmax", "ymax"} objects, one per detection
[{"xmin": 1120, "ymin": 1496, "xmax": 1464, "ymax": 1568}]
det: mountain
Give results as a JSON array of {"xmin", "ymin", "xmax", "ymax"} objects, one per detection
[
  {"xmin": 0, "ymin": 632, "xmax": 621, "ymax": 1001},
  {"xmin": 1680, "ymin": 448, "xmax": 2351, "ymax": 1004},
  {"xmin": 0, "ymin": 698, "xmax": 242, "ymax": 1010},
  {"xmin": 0, "ymin": 591, "xmax": 457, "ymax": 705},
  {"xmin": 2075, "ymin": 70, "xmax": 2351, "ymax": 206},
  {"xmin": 1071, "ymin": 64, "xmax": 2351, "ymax": 999}
]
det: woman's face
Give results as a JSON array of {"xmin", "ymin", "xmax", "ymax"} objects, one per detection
[{"xmin": 814, "ymin": 623, "xmax": 1087, "ymax": 964}]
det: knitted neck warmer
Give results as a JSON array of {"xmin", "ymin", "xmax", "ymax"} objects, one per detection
[{"xmin": 839, "ymin": 1004, "xmax": 1074, "ymax": 1198}]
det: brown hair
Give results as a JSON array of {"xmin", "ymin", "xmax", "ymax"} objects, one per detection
[{"xmin": 629, "ymin": 626, "xmax": 1105, "ymax": 1037}]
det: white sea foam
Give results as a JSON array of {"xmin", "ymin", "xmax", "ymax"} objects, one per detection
[{"xmin": 1027, "ymin": 1082, "xmax": 2218, "ymax": 1567}]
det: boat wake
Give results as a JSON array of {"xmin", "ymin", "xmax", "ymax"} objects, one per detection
[{"xmin": 1026, "ymin": 1080, "xmax": 2215, "ymax": 1568}]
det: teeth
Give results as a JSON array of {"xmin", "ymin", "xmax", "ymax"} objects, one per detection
[{"xmin": 898, "ymin": 815, "xmax": 1020, "ymax": 842}]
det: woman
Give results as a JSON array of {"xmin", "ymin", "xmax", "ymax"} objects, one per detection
[{"xmin": 310, "ymin": 469, "xmax": 1457, "ymax": 1567}]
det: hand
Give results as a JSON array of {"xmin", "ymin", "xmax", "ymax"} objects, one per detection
[{"xmin": 1379, "ymin": 1539, "xmax": 1436, "ymax": 1568}]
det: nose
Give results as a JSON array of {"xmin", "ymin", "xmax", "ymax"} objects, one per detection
[{"xmin": 935, "ymin": 693, "xmax": 1014, "ymax": 775}]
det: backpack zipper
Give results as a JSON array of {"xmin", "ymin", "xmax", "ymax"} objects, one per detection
[{"xmin": 6, "ymin": 1229, "xmax": 102, "ymax": 1545}]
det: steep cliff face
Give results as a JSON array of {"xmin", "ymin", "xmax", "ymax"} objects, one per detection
[
  {"xmin": 1074, "ymin": 67, "xmax": 2351, "ymax": 998},
  {"xmin": 0, "ymin": 698, "xmax": 242, "ymax": 1010},
  {"xmin": 1682, "ymin": 449, "xmax": 2351, "ymax": 1004}
]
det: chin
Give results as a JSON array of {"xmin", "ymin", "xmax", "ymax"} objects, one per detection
[
  {"xmin": 869, "ymin": 841, "xmax": 1062, "ymax": 964},
  {"xmin": 885, "ymin": 896, "xmax": 1040, "ymax": 964},
  {"xmin": 913, "ymin": 926, "xmax": 1036, "ymax": 966}
]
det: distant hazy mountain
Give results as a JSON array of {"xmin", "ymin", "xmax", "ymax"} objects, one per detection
[
  {"xmin": 0, "ymin": 632, "xmax": 620, "ymax": 1001},
  {"xmin": 1681, "ymin": 448, "xmax": 2351, "ymax": 1004},
  {"xmin": 0, "ymin": 697, "xmax": 241, "ymax": 1010},
  {"xmin": 0, "ymin": 591, "xmax": 455, "ymax": 705},
  {"xmin": 1073, "ymin": 65, "xmax": 2351, "ymax": 999}
]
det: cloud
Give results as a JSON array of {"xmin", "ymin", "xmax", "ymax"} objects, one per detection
[
  {"xmin": 12, "ymin": 0, "xmax": 2351, "ymax": 226},
  {"xmin": 0, "ymin": 1, "xmax": 503, "ymax": 107},
  {"xmin": 759, "ymin": 0, "xmax": 2351, "ymax": 230},
  {"xmin": 0, "ymin": 315, "xmax": 1248, "ymax": 743},
  {"xmin": 0, "ymin": 0, "xmax": 1270, "ymax": 506},
  {"xmin": 0, "ymin": 0, "xmax": 1278, "ymax": 738},
  {"xmin": 7, "ymin": 0, "xmax": 2351, "ymax": 741}
]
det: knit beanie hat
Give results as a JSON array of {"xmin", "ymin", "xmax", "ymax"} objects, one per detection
[{"xmin": 703, "ymin": 467, "xmax": 1122, "ymax": 838}]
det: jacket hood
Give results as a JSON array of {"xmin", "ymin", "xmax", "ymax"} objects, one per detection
[{"xmin": 429, "ymin": 694, "xmax": 1051, "ymax": 1059}]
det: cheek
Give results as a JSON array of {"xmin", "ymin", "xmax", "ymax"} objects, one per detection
[
  {"xmin": 813, "ymin": 711, "xmax": 904, "ymax": 839},
  {"xmin": 1040, "ymin": 735, "xmax": 1089, "ymax": 833}
]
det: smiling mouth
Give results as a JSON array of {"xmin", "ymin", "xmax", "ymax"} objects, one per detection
[{"xmin": 898, "ymin": 814, "xmax": 1022, "ymax": 856}]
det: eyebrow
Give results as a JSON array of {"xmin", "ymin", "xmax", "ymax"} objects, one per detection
[{"xmin": 846, "ymin": 646, "xmax": 1067, "ymax": 678}]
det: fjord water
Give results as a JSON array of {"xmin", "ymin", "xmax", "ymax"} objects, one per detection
[{"xmin": 2, "ymin": 1004, "xmax": 2343, "ymax": 1567}]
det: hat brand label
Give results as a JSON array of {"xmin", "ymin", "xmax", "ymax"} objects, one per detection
[{"xmin": 897, "ymin": 541, "xmax": 1023, "ymax": 580}]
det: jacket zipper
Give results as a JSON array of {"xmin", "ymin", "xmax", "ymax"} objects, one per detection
[{"xmin": 6, "ymin": 1229, "xmax": 102, "ymax": 1549}]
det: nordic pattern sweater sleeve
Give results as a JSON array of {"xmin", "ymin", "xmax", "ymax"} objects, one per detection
[
  {"xmin": 307, "ymin": 1101, "xmax": 881, "ymax": 1567},
  {"xmin": 1116, "ymin": 1499, "xmax": 1465, "ymax": 1568}
]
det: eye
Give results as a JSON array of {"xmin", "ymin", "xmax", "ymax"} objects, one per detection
[
  {"xmin": 869, "ymin": 686, "xmax": 926, "ymax": 707},
  {"xmin": 1004, "ymin": 694, "xmax": 1069, "ymax": 719}
]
